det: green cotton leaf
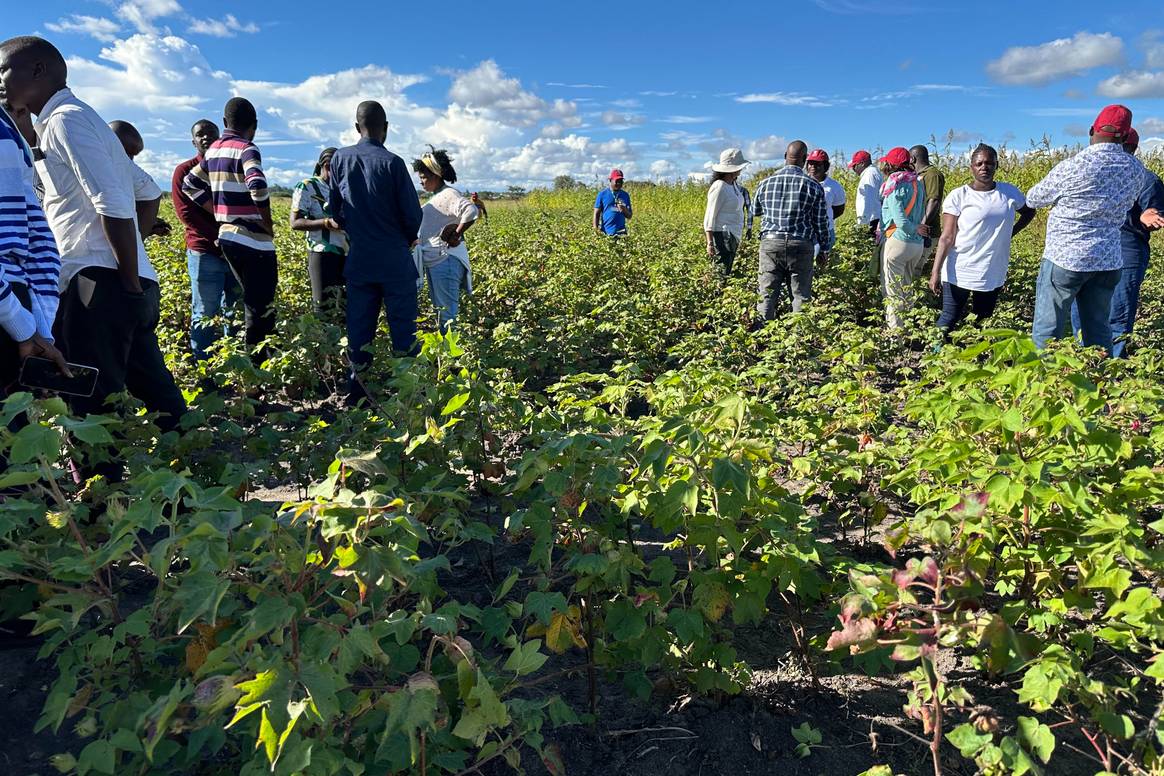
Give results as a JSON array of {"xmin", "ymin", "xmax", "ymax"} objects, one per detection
[
  {"xmin": 503, "ymin": 640, "xmax": 548, "ymax": 677},
  {"xmin": 1017, "ymin": 664, "xmax": 1062, "ymax": 712},
  {"xmin": 76, "ymin": 739, "xmax": 115, "ymax": 776},
  {"xmin": 10, "ymin": 423, "xmax": 60, "ymax": 464},
  {"xmin": 667, "ymin": 608, "xmax": 704, "ymax": 645},
  {"xmin": 172, "ymin": 570, "xmax": 230, "ymax": 634},
  {"xmin": 440, "ymin": 391, "xmax": 472, "ymax": 416},
  {"xmin": 420, "ymin": 612, "xmax": 457, "ymax": 635},
  {"xmin": 0, "ymin": 469, "xmax": 42, "ymax": 489},
  {"xmin": 605, "ymin": 599, "xmax": 647, "ymax": 641},
  {"xmin": 523, "ymin": 591, "xmax": 567, "ymax": 625},
  {"xmin": 1016, "ymin": 717, "xmax": 1055, "ymax": 763},
  {"xmin": 791, "ymin": 722, "xmax": 822, "ymax": 746},
  {"xmin": 258, "ymin": 707, "xmax": 278, "ymax": 766},
  {"xmin": 240, "ymin": 596, "xmax": 296, "ymax": 641},
  {"xmin": 1096, "ymin": 712, "xmax": 1134, "ymax": 740},
  {"xmin": 1000, "ymin": 407, "xmax": 1024, "ymax": 432},
  {"xmin": 299, "ymin": 662, "xmax": 340, "ymax": 724},
  {"xmin": 37, "ymin": 671, "xmax": 78, "ymax": 734},
  {"xmin": 947, "ymin": 723, "xmax": 993, "ymax": 758},
  {"xmin": 451, "ymin": 670, "xmax": 510, "ymax": 745},
  {"xmin": 142, "ymin": 682, "xmax": 188, "ymax": 762}
]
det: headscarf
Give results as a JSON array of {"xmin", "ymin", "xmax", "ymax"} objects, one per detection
[{"xmin": 880, "ymin": 169, "xmax": 918, "ymax": 199}]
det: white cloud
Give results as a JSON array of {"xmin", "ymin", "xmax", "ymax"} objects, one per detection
[
  {"xmin": 449, "ymin": 61, "xmax": 577, "ymax": 127},
  {"xmin": 661, "ymin": 115, "xmax": 712, "ymax": 124},
  {"xmin": 546, "ymin": 82, "xmax": 605, "ymax": 89},
  {"xmin": 497, "ymin": 134, "xmax": 635, "ymax": 181},
  {"xmin": 187, "ymin": 14, "xmax": 260, "ymax": 37},
  {"xmin": 1097, "ymin": 70, "xmax": 1164, "ymax": 98},
  {"xmin": 45, "ymin": 15, "xmax": 122, "ymax": 42},
  {"xmin": 237, "ymin": 65, "xmax": 429, "ymax": 125},
  {"xmin": 746, "ymin": 135, "xmax": 788, "ymax": 161},
  {"xmin": 1139, "ymin": 117, "xmax": 1164, "ymax": 134},
  {"xmin": 985, "ymin": 32, "xmax": 1124, "ymax": 86},
  {"xmin": 736, "ymin": 92, "xmax": 833, "ymax": 108},
  {"xmin": 1142, "ymin": 31, "xmax": 1164, "ymax": 69},
  {"xmin": 648, "ymin": 159, "xmax": 677, "ymax": 179},
  {"xmin": 67, "ymin": 33, "xmax": 232, "ymax": 113},
  {"xmin": 600, "ymin": 110, "xmax": 646, "ymax": 130},
  {"xmin": 116, "ymin": 0, "xmax": 184, "ymax": 33}
]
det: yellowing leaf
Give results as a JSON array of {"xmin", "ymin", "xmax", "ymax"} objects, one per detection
[
  {"xmin": 545, "ymin": 610, "xmax": 586, "ymax": 654},
  {"xmin": 693, "ymin": 582, "xmax": 730, "ymax": 623}
]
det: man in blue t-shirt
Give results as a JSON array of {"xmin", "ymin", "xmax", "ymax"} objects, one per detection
[{"xmin": 593, "ymin": 168, "xmax": 632, "ymax": 235}]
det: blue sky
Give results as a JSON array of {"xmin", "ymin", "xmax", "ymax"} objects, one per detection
[{"xmin": 9, "ymin": 0, "xmax": 1164, "ymax": 189}]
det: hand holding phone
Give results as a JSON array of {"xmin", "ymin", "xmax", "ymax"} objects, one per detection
[{"xmin": 20, "ymin": 356, "xmax": 99, "ymax": 397}]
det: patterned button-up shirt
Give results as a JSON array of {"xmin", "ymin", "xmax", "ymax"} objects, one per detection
[
  {"xmin": 751, "ymin": 165, "xmax": 834, "ymax": 251},
  {"xmin": 1026, "ymin": 142, "xmax": 1158, "ymax": 272}
]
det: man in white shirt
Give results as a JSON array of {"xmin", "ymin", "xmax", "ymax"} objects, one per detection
[
  {"xmin": 0, "ymin": 36, "xmax": 185, "ymax": 429},
  {"xmin": 848, "ymin": 149, "xmax": 884, "ymax": 279},
  {"xmin": 806, "ymin": 149, "xmax": 845, "ymax": 260},
  {"xmin": 110, "ymin": 120, "xmax": 170, "ymax": 243}
]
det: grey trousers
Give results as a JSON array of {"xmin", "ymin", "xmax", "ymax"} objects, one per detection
[{"xmin": 757, "ymin": 235, "xmax": 815, "ymax": 319}]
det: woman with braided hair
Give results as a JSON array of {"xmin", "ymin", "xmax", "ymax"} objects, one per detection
[{"xmin": 412, "ymin": 148, "xmax": 478, "ymax": 331}]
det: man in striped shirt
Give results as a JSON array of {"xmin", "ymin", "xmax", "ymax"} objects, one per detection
[
  {"xmin": 0, "ymin": 100, "xmax": 65, "ymax": 395},
  {"xmin": 181, "ymin": 97, "xmax": 277, "ymax": 365}
]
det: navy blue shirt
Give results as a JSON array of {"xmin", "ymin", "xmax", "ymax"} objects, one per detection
[
  {"xmin": 328, "ymin": 138, "xmax": 423, "ymax": 283},
  {"xmin": 594, "ymin": 188, "xmax": 631, "ymax": 235},
  {"xmin": 1122, "ymin": 172, "xmax": 1164, "ymax": 268}
]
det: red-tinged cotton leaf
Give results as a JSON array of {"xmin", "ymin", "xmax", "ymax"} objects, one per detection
[
  {"xmin": 892, "ymin": 568, "xmax": 916, "ymax": 589},
  {"xmin": 839, "ymin": 596, "xmax": 863, "ymax": 625},
  {"xmin": 633, "ymin": 592, "xmax": 658, "ymax": 609},
  {"xmin": 542, "ymin": 743, "xmax": 566, "ymax": 776},
  {"xmin": 919, "ymin": 557, "xmax": 939, "ymax": 586},
  {"xmin": 826, "ymin": 617, "xmax": 878, "ymax": 652}
]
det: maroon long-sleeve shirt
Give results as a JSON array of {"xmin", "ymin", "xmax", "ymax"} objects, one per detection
[{"xmin": 171, "ymin": 156, "xmax": 220, "ymax": 255}]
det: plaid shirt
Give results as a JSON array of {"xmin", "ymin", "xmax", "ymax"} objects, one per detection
[{"xmin": 751, "ymin": 165, "xmax": 834, "ymax": 251}]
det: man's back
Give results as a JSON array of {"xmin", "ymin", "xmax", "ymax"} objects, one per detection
[
  {"xmin": 192, "ymin": 131, "xmax": 272, "ymax": 250},
  {"xmin": 329, "ymin": 138, "xmax": 422, "ymax": 284},
  {"xmin": 1028, "ymin": 143, "xmax": 1155, "ymax": 272},
  {"xmin": 752, "ymin": 166, "xmax": 833, "ymax": 250}
]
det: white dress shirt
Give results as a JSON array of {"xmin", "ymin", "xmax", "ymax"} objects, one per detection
[
  {"xmin": 855, "ymin": 165, "xmax": 884, "ymax": 225},
  {"xmin": 33, "ymin": 88, "xmax": 156, "ymax": 290},
  {"xmin": 703, "ymin": 179, "xmax": 746, "ymax": 238}
]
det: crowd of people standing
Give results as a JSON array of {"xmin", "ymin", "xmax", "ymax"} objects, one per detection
[
  {"xmin": 1, "ymin": 31, "xmax": 1163, "ymax": 444},
  {"xmin": 697, "ymin": 104, "xmax": 1164, "ymax": 354}
]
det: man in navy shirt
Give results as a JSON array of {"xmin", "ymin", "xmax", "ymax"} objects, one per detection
[
  {"xmin": 593, "ymin": 168, "xmax": 632, "ymax": 235},
  {"xmin": 1070, "ymin": 127, "xmax": 1164, "ymax": 357},
  {"xmin": 328, "ymin": 100, "xmax": 423, "ymax": 405}
]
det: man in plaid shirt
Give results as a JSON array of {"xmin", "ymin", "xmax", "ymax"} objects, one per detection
[{"xmin": 751, "ymin": 140, "xmax": 834, "ymax": 319}]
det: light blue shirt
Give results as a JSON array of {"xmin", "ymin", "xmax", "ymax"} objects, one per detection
[{"xmin": 1026, "ymin": 142, "xmax": 1157, "ymax": 273}]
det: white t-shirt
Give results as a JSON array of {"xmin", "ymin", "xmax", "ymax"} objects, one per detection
[
  {"xmin": 941, "ymin": 182, "xmax": 1026, "ymax": 291},
  {"xmin": 855, "ymin": 165, "xmax": 883, "ymax": 225},
  {"xmin": 820, "ymin": 176, "xmax": 846, "ymax": 228}
]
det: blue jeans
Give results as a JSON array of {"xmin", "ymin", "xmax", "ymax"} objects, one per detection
[
  {"xmin": 426, "ymin": 258, "xmax": 466, "ymax": 332},
  {"xmin": 1069, "ymin": 260, "xmax": 1148, "ymax": 358},
  {"xmin": 187, "ymin": 249, "xmax": 241, "ymax": 360},
  {"xmin": 1032, "ymin": 258, "xmax": 1121, "ymax": 353}
]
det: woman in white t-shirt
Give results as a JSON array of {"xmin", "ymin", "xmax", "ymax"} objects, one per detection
[
  {"xmin": 929, "ymin": 144, "xmax": 1036, "ymax": 334},
  {"xmin": 412, "ymin": 148, "xmax": 478, "ymax": 331},
  {"xmin": 703, "ymin": 148, "xmax": 749, "ymax": 276}
]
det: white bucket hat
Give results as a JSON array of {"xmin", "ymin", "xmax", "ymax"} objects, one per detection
[{"xmin": 712, "ymin": 147, "xmax": 749, "ymax": 173}]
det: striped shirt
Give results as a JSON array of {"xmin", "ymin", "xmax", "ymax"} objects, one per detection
[
  {"xmin": 0, "ymin": 106, "xmax": 61, "ymax": 342},
  {"xmin": 180, "ymin": 129, "xmax": 273, "ymax": 251}
]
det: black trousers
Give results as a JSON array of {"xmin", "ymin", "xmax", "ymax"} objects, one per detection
[
  {"xmin": 308, "ymin": 250, "xmax": 346, "ymax": 318},
  {"xmin": 937, "ymin": 282, "xmax": 1000, "ymax": 333},
  {"xmin": 219, "ymin": 240, "xmax": 278, "ymax": 363},
  {"xmin": 58, "ymin": 267, "xmax": 186, "ymax": 431}
]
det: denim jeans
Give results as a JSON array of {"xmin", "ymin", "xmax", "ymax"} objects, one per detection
[
  {"xmin": 1068, "ymin": 260, "xmax": 1148, "ymax": 358},
  {"xmin": 757, "ymin": 235, "xmax": 815, "ymax": 319},
  {"xmin": 936, "ymin": 283, "xmax": 1000, "ymax": 333},
  {"xmin": 1032, "ymin": 258, "xmax": 1121, "ymax": 353},
  {"xmin": 346, "ymin": 279, "xmax": 419, "ymax": 402},
  {"xmin": 425, "ymin": 258, "xmax": 466, "ymax": 332},
  {"xmin": 187, "ymin": 249, "xmax": 241, "ymax": 360}
]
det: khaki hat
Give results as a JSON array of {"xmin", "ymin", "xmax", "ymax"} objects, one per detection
[{"xmin": 712, "ymin": 147, "xmax": 749, "ymax": 173}]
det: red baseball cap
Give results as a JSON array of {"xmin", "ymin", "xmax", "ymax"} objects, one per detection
[
  {"xmin": 609, "ymin": 168, "xmax": 624, "ymax": 181},
  {"xmin": 1125, "ymin": 127, "xmax": 1140, "ymax": 150},
  {"xmin": 1092, "ymin": 104, "xmax": 1132, "ymax": 139},
  {"xmin": 806, "ymin": 149, "xmax": 829, "ymax": 163},
  {"xmin": 847, "ymin": 150, "xmax": 872, "ymax": 169},
  {"xmin": 880, "ymin": 147, "xmax": 910, "ymax": 167}
]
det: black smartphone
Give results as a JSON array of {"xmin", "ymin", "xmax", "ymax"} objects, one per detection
[{"xmin": 19, "ymin": 357, "xmax": 99, "ymax": 397}]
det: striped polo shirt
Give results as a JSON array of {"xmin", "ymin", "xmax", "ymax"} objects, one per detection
[{"xmin": 180, "ymin": 129, "xmax": 273, "ymax": 251}]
